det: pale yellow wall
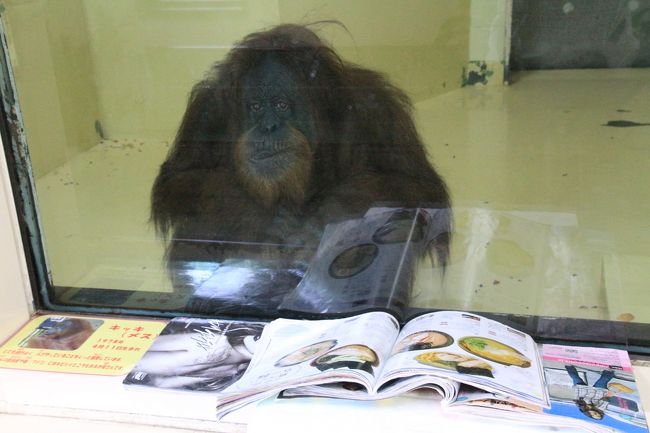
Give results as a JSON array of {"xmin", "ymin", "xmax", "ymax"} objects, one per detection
[
  {"xmin": 83, "ymin": 0, "xmax": 471, "ymax": 140},
  {"xmin": 3, "ymin": 0, "xmax": 483, "ymax": 171},
  {"xmin": 0, "ymin": 135, "xmax": 31, "ymax": 342},
  {"xmin": 82, "ymin": 0, "xmax": 282, "ymax": 141},
  {"xmin": 3, "ymin": 0, "xmax": 99, "ymax": 178},
  {"xmin": 279, "ymin": 0, "xmax": 471, "ymax": 102}
]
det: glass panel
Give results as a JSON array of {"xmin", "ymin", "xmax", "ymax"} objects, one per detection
[{"xmin": 1, "ymin": 1, "xmax": 649, "ymax": 346}]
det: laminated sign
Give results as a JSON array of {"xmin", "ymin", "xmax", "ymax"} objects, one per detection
[{"xmin": 0, "ymin": 314, "xmax": 165, "ymax": 375}]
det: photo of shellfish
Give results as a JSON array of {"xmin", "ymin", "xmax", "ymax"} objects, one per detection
[
  {"xmin": 274, "ymin": 339, "xmax": 338, "ymax": 367},
  {"xmin": 311, "ymin": 344, "xmax": 379, "ymax": 375},
  {"xmin": 392, "ymin": 330, "xmax": 453, "ymax": 354},
  {"xmin": 415, "ymin": 351, "xmax": 494, "ymax": 378},
  {"xmin": 458, "ymin": 336, "xmax": 531, "ymax": 368}
]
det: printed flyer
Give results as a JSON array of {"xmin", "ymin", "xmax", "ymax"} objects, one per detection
[{"xmin": 0, "ymin": 314, "xmax": 166, "ymax": 375}]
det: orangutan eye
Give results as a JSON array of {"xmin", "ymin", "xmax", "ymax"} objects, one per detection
[
  {"xmin": 250, "ymin": 102, "xmax": 263, "ymax": 112},
  {"xmin": 275, "ymin": 100, "xmax": 289, "ymax": 112}
]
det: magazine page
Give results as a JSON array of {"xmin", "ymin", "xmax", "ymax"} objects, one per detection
[
  {"xmin": 248, "ymin": 392, "xmax": 588, "ymax": 433},
  {"xmin": 457, "ymin": 345, "xmax": 649, "ymax": 433},
  {"xmin": 377, "ymin": 311, "xmax": 550, "ymax": 407},
  {"xmin": 449, "ymin": 385, "xmax": 545, "ymax": 413},
  {"xmin": 216, "ymin": 312, "xmax": 400, "ymax": 417},
  {"xmin": 442, "ymin": 385, "xmax": 617, "ymax": 433},
  {"xmin": 279, "ymin": 208, "xmax": 449, "ymax": 317},
  {"xmin": 280, "ymin": 375, "xmax": 458, "ymax": 402},
  {"xmin": 123, "ymin": 317, "xmax": 266, "ymax": 392},
  {"xmin": 542, "ymin": 344, "xmax": 649, "ymax": 433}
]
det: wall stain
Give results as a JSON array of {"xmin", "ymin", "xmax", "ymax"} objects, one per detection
[
  {"xmin": 94, "ymin": 120, "xmax": 106, "ymax": 139},
  {"xmin": 603, "ymin": 120, "xmax": 650, "ymax": 127}
]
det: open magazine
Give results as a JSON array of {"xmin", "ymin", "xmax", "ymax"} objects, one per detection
[{"xmin": 215, "ymin": 310, "xmax": 550, "ymax": 419}]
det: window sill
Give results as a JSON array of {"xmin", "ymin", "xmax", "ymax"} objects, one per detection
[
  {"xmin": 0, "ymin": 349, "xmax": 251, "ymax": 432},
  {"xmin": 2, "ymin": 351, "xmax": 650, "ymax": 433},
  {"xmin": 0, "ymin": 402, "xmax": 243, "ymax": 433}
]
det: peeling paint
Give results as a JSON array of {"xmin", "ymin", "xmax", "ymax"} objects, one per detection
[{"xmin": 462, "ymin": 61, "xmax": 496, "ymax": 87}]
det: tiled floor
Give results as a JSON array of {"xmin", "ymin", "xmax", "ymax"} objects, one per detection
[{"xmin": 34, "ymin": 68, "xmax": 650, "ymax": 322}]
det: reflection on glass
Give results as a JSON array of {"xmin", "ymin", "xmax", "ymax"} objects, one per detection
[
  {"xmin": 2, "ymin": 1, "xmax": 650, "ymax": 339},
  {"xmin": 148, "ymin": 24, "xmax": 451, "ymax": 311}
]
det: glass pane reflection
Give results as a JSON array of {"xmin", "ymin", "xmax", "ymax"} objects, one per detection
[{"xmin": 1, "ymin": 1, "xmax": 649, "ymax": 346}]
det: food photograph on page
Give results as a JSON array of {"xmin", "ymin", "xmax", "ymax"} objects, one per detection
[
  {"xmin": 391, "ymin": 330, "xmax": 454, "ymax": 354},
  {"xmin": 274, "ymin": 340, "xmax": 339, "ymax": 368},
  {"xmin": 414, "ymin": 351, "xmax": 494, "ymax": 378},
  {"xmin": 458, "ymin": 336, "xmax": 532, "ymax": 368},
  {"xmin": 310, "ymin": 344, "xmax": 380, "ymax": 376}
]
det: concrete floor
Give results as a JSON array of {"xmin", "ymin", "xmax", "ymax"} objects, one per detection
[{"xmin": 34, "ymin": 68, "xmax": 650, "ymax": 323}]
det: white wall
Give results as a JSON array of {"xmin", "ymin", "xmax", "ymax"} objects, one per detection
[
  {"xmin": 469, "ymin": 0, "xmax": 509, "ymax": 62},
  {"xmin": 0, "ymin": 140, "xmax": 32, "ymax": 341}
]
